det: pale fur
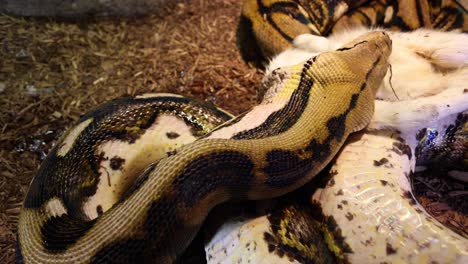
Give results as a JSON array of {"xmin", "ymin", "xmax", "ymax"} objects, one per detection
[{"xmin": 266, "ymin": 28, "xmax": 468, "ymax": 134}]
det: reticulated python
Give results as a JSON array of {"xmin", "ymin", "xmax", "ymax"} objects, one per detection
[
  {"xmin": 238, "ymin": 0, "xmax": 468, "ymax": 67},
  {"xmin": 17, "ymin": 0, "xmax": 467, "ymax": 263},
  {"xmin": 206, "ymin": 0, "xmax": 468, "ymax": 263}
]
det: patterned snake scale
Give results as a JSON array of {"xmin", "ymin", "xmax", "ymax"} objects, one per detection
[
  {"xmin": 17, "ymin": 31, "xmax": 391, "ymax": 263},
  {"xmin": 237, "ymin": 0, "xmax": 468, "ymax": 67},
  {"xmin": 17, "ymin": 0, "xmax": 468, "ymax": 263},
  {"xmin": 204, "ymin": 0, "xmax": 468, "ymax": 263}
]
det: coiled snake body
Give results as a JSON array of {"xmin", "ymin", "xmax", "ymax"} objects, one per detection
[
  {"xmin": 17, "ymin": 0, "xmax": 468, "ymax": 263},
  {"xmin": 18, "ymin": 32, "xmax": 391, "ymax": 263}
]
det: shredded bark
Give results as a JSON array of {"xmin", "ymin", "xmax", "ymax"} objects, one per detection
[{"xmin": 413, "ymin": 169, "xmax": 467, "ymax": 237}]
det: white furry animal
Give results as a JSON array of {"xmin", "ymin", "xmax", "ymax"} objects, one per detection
[{"xmin": 266, "ymin": 28, "xmax": 468, "ymax": 133}]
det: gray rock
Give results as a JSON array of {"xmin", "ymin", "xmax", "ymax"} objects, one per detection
[{"xmin": 0, "ymin": 0, "xmax": 175, "ymax": 17}]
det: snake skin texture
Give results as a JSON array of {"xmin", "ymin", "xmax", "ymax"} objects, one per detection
[
  {"xmin": 237, "ymin": 0, "xmax": 467, "ymax": 67},
  {"xmin": 16, "ymin": 0, "xmax": 468, "ymax": 263},
  {"xmin": 17, "ymin": 33, "xmax": 391, "ymax": 263},
  {"xmin": 203, "ymin": 0, "xmax": 468, "ymax": 263}
]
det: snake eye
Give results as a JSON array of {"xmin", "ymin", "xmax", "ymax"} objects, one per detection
[{"xmin": 425, "ymin": 129, "xmax": 438, "ymax": 144}]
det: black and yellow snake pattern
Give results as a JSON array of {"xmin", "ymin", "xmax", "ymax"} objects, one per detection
[
  {"xmin": 238, "ymin": 0, "xmax": 468, "ymax": 67},
  {"xmin": 18, "ymin": 32, "xmax": 391, "ymax": 263},
  {"xmin": 17, "ymin": 0, "xmax": 468, "ymax": 263}
]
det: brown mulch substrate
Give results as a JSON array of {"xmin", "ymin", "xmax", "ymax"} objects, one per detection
[
  {"xmin": 413, "ymin": 169, "xmax": 467, "ymax": 236},
  {"xmin": 0, "ymin": 0, "xmax": 465, "ymax": 262}
]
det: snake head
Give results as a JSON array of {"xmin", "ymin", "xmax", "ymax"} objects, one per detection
[
  {"xmin": 300, "ymin": 31, "xmax": 392, "ymax": 133},
  {"xmin": 336, "ymin": 31, "xmax": 392, "ymax": 94},
  {"xmin": 305, "ymin": 31, "xmax": 391, "ymax": 94}
]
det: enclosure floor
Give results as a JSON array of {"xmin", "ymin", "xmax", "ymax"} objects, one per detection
[{"xmin": 0, "ymin": 0, "xmax": 465, "ymax": 262}]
